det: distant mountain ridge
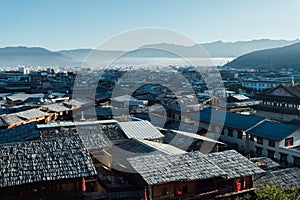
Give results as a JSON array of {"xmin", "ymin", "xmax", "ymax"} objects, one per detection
[
  {"xmin": 142, "ymin": 39, "xmax": 299, "ymax": 58},
  {"xmin": 0, "ymin": 46, "xmax": 78, "ymax": 67},
  {"xmin": 0, "ymin": 39, "xmax": 299, "ymax": 67},
  {"xmin": 225, "ymin": 42, "xmax": 300, "ymax": 68}
]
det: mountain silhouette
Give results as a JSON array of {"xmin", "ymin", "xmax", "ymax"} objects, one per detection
[{"xmin": 225, "ymin": 42, "xmax": 300, "ymax": 68}]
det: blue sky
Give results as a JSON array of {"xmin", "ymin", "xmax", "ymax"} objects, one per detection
[{"xmin": 1, "ymin": 0, "xmax": 300, "ymax": 50}]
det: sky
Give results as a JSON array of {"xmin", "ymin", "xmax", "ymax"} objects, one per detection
[{"xmin": 1, "ymin": 0, "xmax": 300, "ymax": 50}]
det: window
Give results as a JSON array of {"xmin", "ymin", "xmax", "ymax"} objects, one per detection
[
  {"xmin": 228, "ymin": 129, "xmax": 233, "ymax": 137},
  {"xmin": 267, "ymin": 150, "xmax": 275, "ymax": 159},
  {"xmin": 269, "ymin": 139, "xmax": 275, "ymax": 147},
  {"xmin": 257, "ymin": 137, "xmax": 263, "ymax": 145},
  {"xmin": 293, "ymin": 157, "xmax": 300, "ymax": 167},
  {"xmin": 250, "ymin": 135, "xmax": 254, "ymax": 141},
  {"xmin": 237, "ymin": 131, "xmax": 243, "ymax": 139},
  {"xmin": 182, "ymin": 186, "xmax": 188, "ymax": 194},
  {"xmin": 256, "ymin": 147, "xmax": 263, "ymax": 156},
  {"xmin": 280, "ymin": 153, "xmax": 288, "ymax": 163},
  {"xmin": 161, "ymin": 187, "xmax": 167, "ymax": 195},
  {"xmin": 285, "ymin": 137, "xmax": 294, "ymax": 147}
]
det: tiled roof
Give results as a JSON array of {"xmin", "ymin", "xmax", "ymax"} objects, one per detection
[
  {"xmin": 0, "ymin": 136, "xmax": 96, "ymax": 188},
  {"xmin": 117, "ymin": 139, "xmax": 161, "ymax": 154},
  {"xmin": 0, "ymin": 117, "xmax": 8, "ymax": 127},
  {"xmin": 137, "ymin": 139, "xmax": 186, "ymax": 155},
  {"xmin": 117, "ymin": 138, "xmax": 185, "ymax": 155},
  {"xmin": 265, "ymin": 84, "xmax": 300, "ymax": 98},
  {"xmin": 16, "ymin": 109, "xmax": 49, "ymax": 120},
  {"xmin": 163, "ymin": 129, "xmax": 225, "ymax": 145},
  {"xmin": 0, "ymin": 122, "xmax": 40, "ymax": 144},
  {"xmin": 246, "ymin": 120, "xmax": 299, "ymax": 141},
  {"xmin": 250, "ymin": 157, "xmax": 280, "ymax": 170},
  {"xmin": 118, "ymin": 120, "xmax": 164, "ymax": 140},
  {"xmin": 76, "ymin": 127, "xmax": 109, "ymax": 150},
  {"xmin": 254, "ymin": 167, "xmax": 300, "ymax": 190},
  {"xmin": 127, "ymin": 152, "xmax": 226, "ymax": 185},
  {"xmin": 37, "ymin": 120, "xmax": 117, "ymax": 129},
  {"xmin": 41, "ymin": 104, "xmax": 70, "ymax": 112},
  {"xmin": 0, "ymin": 114, "xmax": 25, "ymax": 126},
  {"xmin": 112, "ymin": 94, "xmax": 138, "ymax": 102},
  {"xmin": 205, "ymin": 150, "xmax": 265, "ymax": 179},
  {"xmin": 6, "ymin": 93, "xmax": 46, "ymax": 102},
  {"xmin": 40, "ymin": 126, "xmax": 109, "ymax": 150}
]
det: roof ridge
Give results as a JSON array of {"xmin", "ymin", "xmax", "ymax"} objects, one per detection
[{"xmin": 245, "ymin": 118, "xmax": 268, "ymax": 132}]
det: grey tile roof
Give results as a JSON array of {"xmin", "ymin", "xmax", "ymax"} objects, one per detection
[
  {"xmin": 117, "ymin": 139, "xmax": 161, "ymax": 154},
  {"xmin": 101, "ymin": 124, "xmax": 127, "ymax": 140},
  {"xmin": 40, "ymin": 126, "xmax": 109, "ymax": 150},
  {"xmin": 0, "ymin": 117, "xmax": 8, "ymax": 127},
  {"xmin": 40, "ymin": 127, "xmax": 75, "ymax": 139},
  {"xmin": 205, "ymin": 150, "xmax": 265, "ymax": 179},
  {"xmin": 0, "ymin": 114, "xmax": 25, "ymax": 126},
  {"xmin": 76, "ymin": 127, "xmax": 109, "ymax": 150},
  {"xmin": 254, "ymin": 168, "xmax": 300, "ymax": 190},
  {"xmin": 250, "ymin": 157, "xmax": 280, "ymax": 170},
  {"xmin": 112, "ymin": 94, "xmax": 138, "ymax": 102},
  {"xmin": 127, "ymin": 152, "xmax": 226, "ymax": 185},
  {"xmin": 118, "ymin": 120, "xmax": 164, "ymax": 140},
  {"xmin": 0, "ymin": 122, "xmax": 40, "ymax": 144},
  {"xmin": 116, "ymin": 138, "xmax": 185, "ymax": 155},
  {"xmin": 0, "ymin": 136, "xmax": 96, "ymax": 187},
  {"xmin": 161, "ymin": 129, "xmax": 225, "ymax": 150},
  {"xmin": 16, "ymin": 109, "xmax": 49, "ymax": 120},
  {"xmin": 6, "ymin": 93, "xmax": 46, "ymax": 102},
  {"xmin": 41, "ymin": 103, "xmax": 70, "ymax": 112}
]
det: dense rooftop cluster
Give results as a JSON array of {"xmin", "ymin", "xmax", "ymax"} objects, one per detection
[{"xmin": 0, "ymin": 136, "xmax": 96, "ymax": 187}]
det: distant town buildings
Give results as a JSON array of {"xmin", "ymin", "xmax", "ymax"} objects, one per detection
[{"xmin": 1, "ymin": 65, "xmax": 300, "ymax": 199}]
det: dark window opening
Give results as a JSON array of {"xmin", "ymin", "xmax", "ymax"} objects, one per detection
[
  {"xmin": 256, "ymin": 147, "xmax": 262, "ymax": 156},
  {"xmin": 267, "ymin": 150, "xmax": 275, "ymax": 159},
  {"xmin": 228, "ymin": 129, "xmax": 233, "ymax": 137},
  {"xmin": 237, "ymin": 131, "xmax": 243, "ymax": 139},
  {"xmin": 257, "ymin": 137, "xmax": 263, "ymax": 145},
  {"xmin": 269, "ymin": 139, "xmax": 275, "ymax": 147},
  {"xmin": 182, "ymin": 186, "xmax": 188, "ymax": 194},
  {"xmin": 285, "ymin": 137, "xmax": 294, "ymax": 147},
  {"xmin": 280, "ymin": 153, "xmax": 288, "ymax": 163}
]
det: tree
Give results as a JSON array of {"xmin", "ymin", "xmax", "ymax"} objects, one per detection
[{"xmin": 256, "ymin": 181, "xmax": 300, "ymax": 200}]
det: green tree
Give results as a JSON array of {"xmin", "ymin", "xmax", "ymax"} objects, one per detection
[{"xmin": 256, "ymin": 181, "xmax": 300, "ymax": 200}]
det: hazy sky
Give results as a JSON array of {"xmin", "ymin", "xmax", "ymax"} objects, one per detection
[{"xmin": 1, "ymin": 0, "xmax": 300, "ymax": 50}]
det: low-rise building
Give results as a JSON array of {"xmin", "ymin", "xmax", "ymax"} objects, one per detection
[
  {"xmin": 254, "ymin": 84, "xmax": 300, "ymax": 122},
  {"xmin": 189, "ymin": 108, "xmax": 300, "ymax": 167},
  {"xmin": 0, "ymin": 136, "xmax": 97, "ymax": 199}
]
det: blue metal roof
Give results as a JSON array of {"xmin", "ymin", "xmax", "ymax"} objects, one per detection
[
  {"xmin": 197, "ymin": 108, "xmax": 264, "ymax": 130},
  {"xmin": 247, "ymin": 120, "xmax": 300, "ymax": 141}
]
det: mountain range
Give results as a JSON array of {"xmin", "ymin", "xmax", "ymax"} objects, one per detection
[
  {"xmin": 0, "ymin": 39, "xmax": 299, "ymax": 67},
  {"xmin": 225, "ymin": 42, "xmax": 300, "ymax": 68}
]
